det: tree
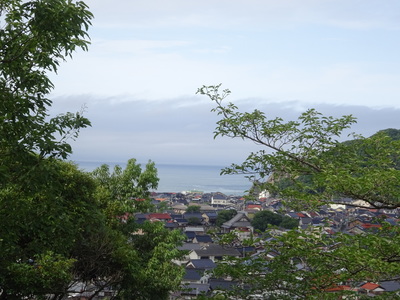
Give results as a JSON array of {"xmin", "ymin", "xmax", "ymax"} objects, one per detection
[
  {"xmin": 186, "ymin": 205, "xmax": 201, "ymax": 213},
  {"xmin": 0, "ymin": 0, "xmax": 92, "ymax": 167},
  {"xmin": 0, "ymin": 159, "xmax": 104, "ymax": 299},
  {"xmin": 89, "ymin": 160, "xmax": 185, "ymax": 299},
  {"xmin": 251, "ymin": 210, "xmax": 283, "ymax": 231},
  {"xmin": 156, "ymin": 200, "xmax": 170, "ymax": 212},
  {"xmin": 216, "ymin": 209, "xmax": 237, "ymax": 227},
  {"xmin": 0, "ymin": 2, "xmax": 184, "ymax": 298},
  {"xmin": 1, "ymin": 1, "xmax": 93, "ymax": 298},
  {"xmin": 279, "ymin": 216, "xmax": 300, "ymax": 230},
  {"xmin": 197, "ymin": 84, "xmax": 400, "ymax": 298},
  {"xmin": 251, "ymin": 211, "xmax": 299, "ymax": 231},
  {"xmin": 187, "ymin": 217, "xmax": 202, "ymax": 225},
  {"xmin": 91, "ymin": 158, "xmax": 159, "ymax": 217}
]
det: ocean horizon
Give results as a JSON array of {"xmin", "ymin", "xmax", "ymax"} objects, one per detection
[{"xmin": 73, "ymin": 160, "xmax": 252, "ymax": 196}]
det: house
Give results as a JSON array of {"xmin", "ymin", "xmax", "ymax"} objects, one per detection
[
  {"xmin": 185, "ymin": 226, "xmax": 205, "ymax": 235},
  {"xmin": 176, "ymin": 243, "xmax": 203, "ymax": 265},
  {"xmin": 186, "ymin": 259, "xmax": 216, "ymax": 271},
  {"xmin": 221, "ymin": 212, "xmax": 253, "ymax": 240},
  {"xmin": 145, "ymin": 213, "xmax": 172, "ymax": 222},
  {"xmin": 134, "ymin": 213, "xmax": 147, "ymax": 224},
  {"xmin": 379, "ymin": 280, "xmax": 400, "ymax": 293},
  {"xmin": 189, "ymin": 244, "xmax": 241, "ymax": 262},
  {"xmin": 246, "ymin": 204, "xmax": 262, "ymax": 211},
  {"xmin": 184, "ymin": 212, "xmax": 204, "ymax": 224},
  {"xmin": 171, "ymin": 204, "xmax": 187, "ymax": 214},
  {"xmin": 211, "ymin": 193, "xmax": 231, "ymax": 206},
  {"xmin": 209, "ymin": 278, "xmax": 238, "ymax": 296},
  {"xmin": 202, "ymin": 211, "xmax": 218, "ymax": 225},
  {"xmin": 359, "ymin": 282, "xmax": 385, "ymax": 296},
  {"xmin": 164, "ymin": 221, "xmax": 179, "ymax": 230},
  {"xmin": 182, "ymin": 268, "xmax": 205, "ymax": 283},
  {"xmin": 184, "ymin": 231, "xmax": 196, "ymax": 242},
  {"xmin": 193, "ymin": 235, "xmax": 213, "ymax": 245}
]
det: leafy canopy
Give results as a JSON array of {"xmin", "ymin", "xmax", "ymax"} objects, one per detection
[
  {"xmin": 197, "ymin": 84, "xmax": 400, "ymax": 210},
  {"xmin": 251, "ymin": 210, "xmax": 299, "ymax": 231},
  {"xmin": 198, "ymin": 84, "xmax": 400, "ymax": 299},
  {"xmin": 0, "ymin": 0, "xmax": 92, "ymax": 171}
]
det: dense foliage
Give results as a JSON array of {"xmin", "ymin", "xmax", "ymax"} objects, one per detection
[
  {"xmin": 216, "ymin": 209, "xmax": 237, "ymax": 227},
  {"xmin": 198, "ymin": 84, "xmax": 400, "ymax": 299},
  {"xmin": 186, "ymin": 205, "xmax": 201, "ymax": 213},
  {"xmin": 0, "ymin": 1, "xmax": 93, "ymax": 298},
  {"xmin": 0, "ymin": 2, "xmax": 184, "ymax": 299},
  {"xmin": 251, "ymin": 210, "xmax": 299, "ymax": 231}
]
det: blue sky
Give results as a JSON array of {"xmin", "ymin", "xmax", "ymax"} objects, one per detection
[{"xmin": 49, "ymin": 0, "xmax": 400, "ymax": 166}]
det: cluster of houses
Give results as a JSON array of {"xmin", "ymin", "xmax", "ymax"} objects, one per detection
[
  {"xmin": 68, "ymin": 190, "xmax": 399, "ymax": 299},
  {"xmin": 143, "ymin": 191, "xmax": 400, "ymax": 299}
]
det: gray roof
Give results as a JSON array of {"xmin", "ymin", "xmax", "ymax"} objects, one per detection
[
  {"xmin": 221, "ymin": 212, "xmax": 251, "ymax": 229},
  {"xmin": 187, "ymin": 259, "xmax": 216, "ymax": 270},
  {"xmin": 193, "ymin": 235, "xmax": 213, "ymax": 243},
  {"xmin": 178, "ymin": 243, "xmax": 203, "ymax": 251},
  {"xmin": 379, "ymin": 280, "xmax": 400, "ymax": 292},
  {"xmin": 193, "ymin": 244, "xmax": 241, "ymax": 257},
  {"xmin": 183, "ymin": 268, "xmax": 204, "ymax": 281},
  {"xmin": 209, "ymin": 279, "xmax": 238, "ymax": 291},
  {"xmin": 185, "ymin": 226, "xmax": 205, "ymax": 232}
]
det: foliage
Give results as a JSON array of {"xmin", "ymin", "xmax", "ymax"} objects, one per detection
[
  {"xmin": 216, "ymin": 209, "xmax": 237, "ymax": 227},
  {"xmin": 197, "ymin": 84, "xmax": 400, "ymax": 210},
  {"xmin": 91, "ymin": 158, "xmax": 159, "ymax": 218},
  {"xmin": 0, "ymin": 159, "xmax": 102, "ymax": 299},
  {"xmin": 0, "ymin": 0, "xmax": 92, "ymax": 167},
  {"xmin": 251, "ymin": 210, "xmax": 299, "ymax": 231},
  {"xmin": 187, "ymin": 217, "xmax": 202, "ymax": 225},
  {"xmin": 89, "ymin": 160, "xmax": 185, "ymax": 299},
  {"xmin": 186, "ymin": 205, "xmax": 201, "ymax": 213},
  {"xmin": 197, "ymin": 84, "xmax": 400, "ymax": 298},
  {"xmin": 156, "ymin": 200, "xmax": 171, "ymax": 212},
  {"xmin": 279, "ymin": 215, "xmax": 300, "ymax": 229},
  {"xmin": 0, "ymin": 0, "xmax": 184, "ymax": 298},
  {"xmin": 0, "ymin": 1, "xmax": 93, "ymax": 297},
  {"xmin": 214, "ymin": 223, "xmax": 400, "ymax": 299}
]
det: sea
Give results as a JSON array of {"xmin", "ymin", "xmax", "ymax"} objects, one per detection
[{"xmin": 73, "ymin": 161, "xmax": 252, "ymax": 196}]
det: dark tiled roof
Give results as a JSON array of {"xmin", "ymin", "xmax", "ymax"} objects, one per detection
[
  {"xmin": 183, "ymin": 268, "xmax": 204, "ymax": 281},
  {"xmin": 187, "ymin": 259, "xmax": 216, "ymax": 270},
  {"xmin": 184, "ymin": 212, "xmax": 203, "ymax": 219},
  {"xmin": 209, "ymin": 279, "xmax": 238, "ymax": 291},
  {"xmin": 194, "ymin": 235, "xmax": 213, "ymax": 243},
  {"xmin": 379, "ymin": 280, "xmax": 400, "ymax": 292},
  {"xmin": 221, "ymin": 212, "xmax": 251, "ymax": 228},
  {"xmin": 178, "ymin": 243, "xmax": 203, "ymax": 251},
  {"xmin": 193, "ymin": 244, "xmax": 241, "ymax": 257}
]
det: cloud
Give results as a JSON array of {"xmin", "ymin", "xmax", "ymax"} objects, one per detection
[
  {"xmin": 51, "ymin": 94, "xmax": 400, "ymax": 166},
  {"xmin": 88, "ymin": 0, "xmax": 400, "ymax": 31},
  {"xmin": 45, "ymin": 1, "xmax": 400, "ymax": 166}
]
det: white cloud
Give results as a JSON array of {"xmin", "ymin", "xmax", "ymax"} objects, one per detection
[{"xmin": 46, "ymin": 0, "xmax": 400, "ymax": 165}]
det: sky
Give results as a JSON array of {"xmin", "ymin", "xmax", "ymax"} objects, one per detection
[{"xmin": 49, "ymin": 0, "xmax": 400, "ymax": 167}]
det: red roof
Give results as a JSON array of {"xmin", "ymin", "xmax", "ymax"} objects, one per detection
[
  {"xmin": 325, "ymin": 285, "xmax": 351, "ymax": 292},
  {"xmin": 360, "ymin": 282, "xmax": 380, "ymax": 290},
  {"xmin": 361, "ymin": 223, "xmax": 382, "ymax": 229},
  {"xmin": 146, "ymin": 213, "xmax": 171, "ymax": 220},
  {"xmin": 247, "ymin": 204, "xmax": 261, "ymax": 209}
]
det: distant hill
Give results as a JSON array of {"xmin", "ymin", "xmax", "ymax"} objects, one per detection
[
  {"xmin": 374, "ymin": 128, "xmax": 400, "ymax": 141},
  {"xmin": 270, "ymin": 128, "xmax": 400, "ymax": 197}
]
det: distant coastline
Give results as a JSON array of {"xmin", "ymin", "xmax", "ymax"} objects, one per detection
[{"xmin": 73, "ymin": 160, "xmax": 251, "ymax": 196}]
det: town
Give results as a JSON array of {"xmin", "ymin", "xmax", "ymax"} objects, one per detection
[{"xmin": 123, "ymin": 190, "xmax": 400, "ymax": 299}]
